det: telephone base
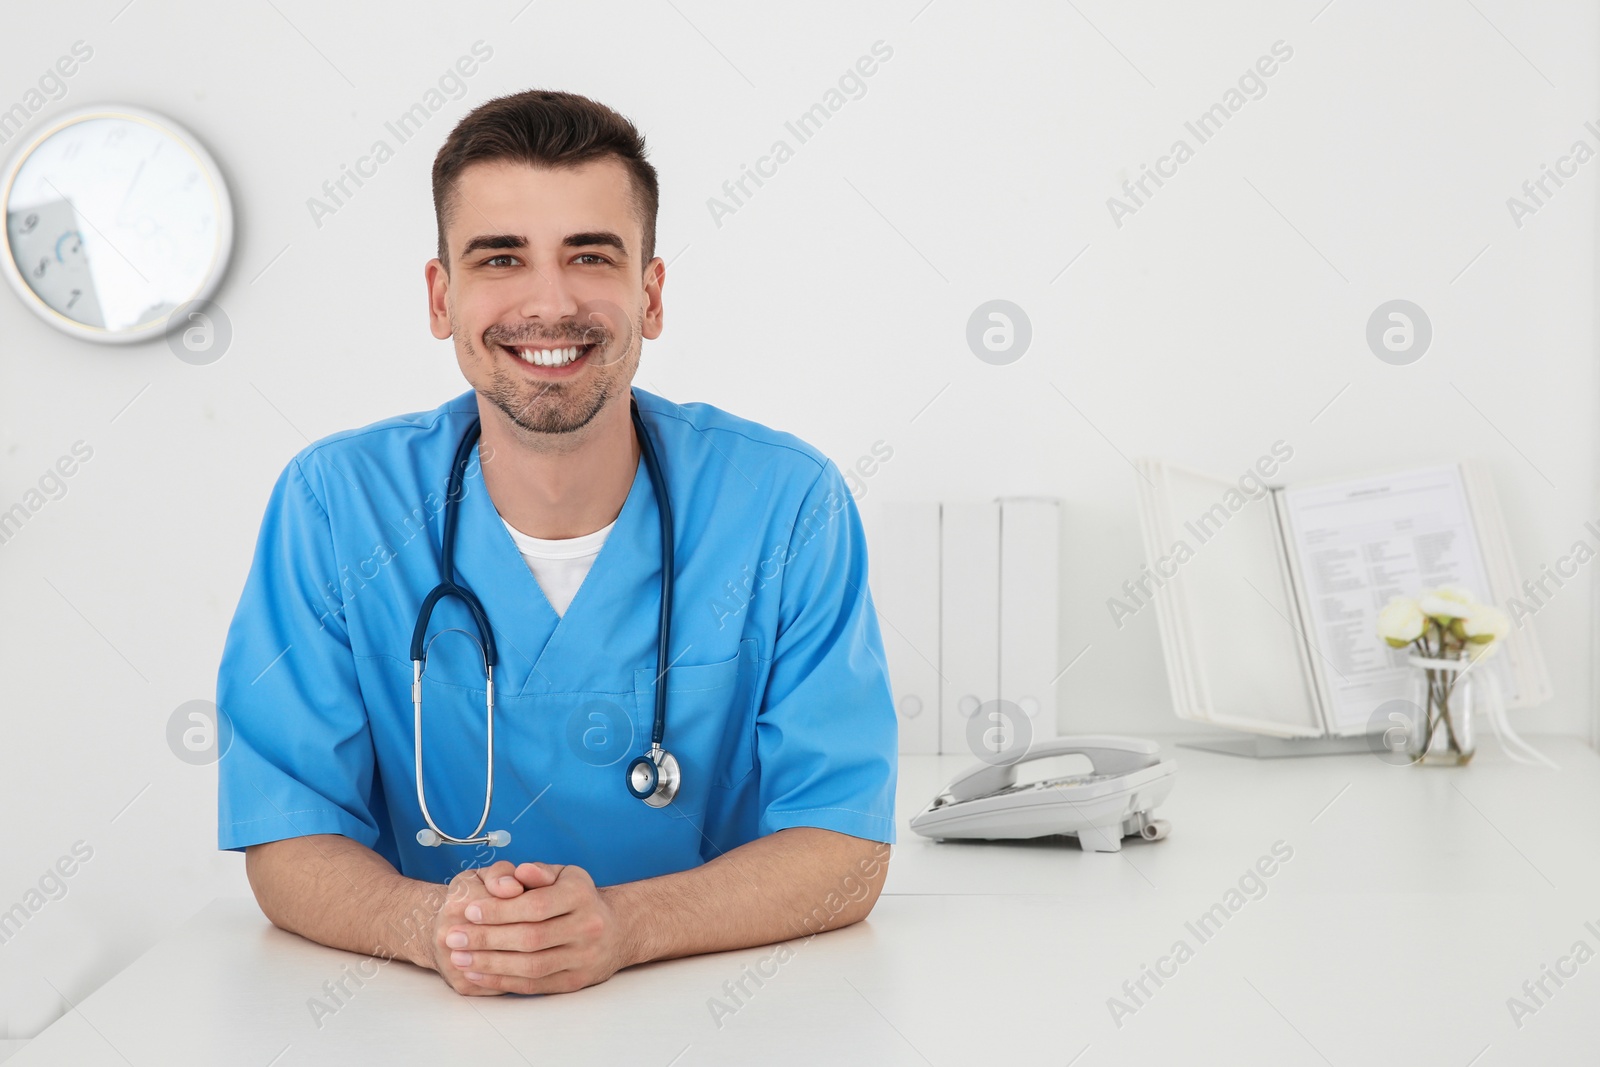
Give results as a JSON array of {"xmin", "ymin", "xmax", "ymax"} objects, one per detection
[
  {"xmin": 910, "ymin": 736, "xmax": 1177, "ymax": 850},
  {"xmin": 1077, "ymin": 811, "xmax": 1171, "ymax": 852}
]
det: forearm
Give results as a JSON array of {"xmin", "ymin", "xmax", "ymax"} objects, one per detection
[
  {"xmin": 604, "ymin": 827, "xmax": 891, "ymax": 967},
  {"xmin": 245, "ymin": 834, "xmax": 444, "ymax": 968}
]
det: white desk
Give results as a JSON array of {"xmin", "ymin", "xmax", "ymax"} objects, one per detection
[{"xmin": 14, "ymin": 737, "xmax": 1600, "ymax": 1065}]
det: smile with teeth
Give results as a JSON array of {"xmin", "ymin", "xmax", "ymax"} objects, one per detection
[{"xmin": 505, "ymin": 343, "xmax": 592, "ymax": 367}]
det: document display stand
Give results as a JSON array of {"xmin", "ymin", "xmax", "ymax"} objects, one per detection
[{"xmin": 1133, "ymin": 458, "xmax": 1550, "ymax": 753}]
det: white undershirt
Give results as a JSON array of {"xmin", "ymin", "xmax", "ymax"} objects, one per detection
[{"xmin": 500, "ymin": 516, "xmax": 615, "ymax": 617}]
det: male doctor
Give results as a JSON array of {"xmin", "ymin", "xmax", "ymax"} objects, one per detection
[{"xmin": 217, "ymin": 89, "xmax": 897, "ymax": 996}]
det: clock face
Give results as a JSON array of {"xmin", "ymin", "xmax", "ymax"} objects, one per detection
[{"xmin": 2, "ymin": 110, "xmax": 231, "ymax": 340}]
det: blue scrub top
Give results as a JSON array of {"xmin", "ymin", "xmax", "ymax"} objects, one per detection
[{"xmin": 216, "ymin": 387, "xmax": 897, "ymax": 887}]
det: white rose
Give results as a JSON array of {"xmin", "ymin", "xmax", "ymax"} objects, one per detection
[
  {"xmin": 1419, "ymin": 584, "xmax": 1477, "ymax": 620},
  {"xmin": 1461, "ymin": 604, "xmax": 1510, "ymax": 644},
  {"xmin": 1376, "ymin": 597, "xmax": 1425, "ymax": 647}
]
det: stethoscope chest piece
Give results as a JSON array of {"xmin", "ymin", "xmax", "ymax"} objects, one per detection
[{"xmin": 626, "ymin": 745, "xmax": 680, "ymax": 808}]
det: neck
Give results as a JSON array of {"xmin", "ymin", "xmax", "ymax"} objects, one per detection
[{"xmin": 476, "ymin": 394, "xmax": 640, "ymax": 539}]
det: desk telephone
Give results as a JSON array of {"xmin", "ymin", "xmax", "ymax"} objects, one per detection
[{"xmin": 910, "ymin": 736, "xmax": 1177, "ymax": 852}]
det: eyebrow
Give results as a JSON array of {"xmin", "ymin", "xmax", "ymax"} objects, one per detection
[{"xmin": 459, "ymin": 231, "xmax": 630, "ymax": 260}]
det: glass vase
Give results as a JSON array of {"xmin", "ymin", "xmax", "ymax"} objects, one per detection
[{"xmin": 1405, "ymin": 654, "xmax": 1476, "ymax": 766}]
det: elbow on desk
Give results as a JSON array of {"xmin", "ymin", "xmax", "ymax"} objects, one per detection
[
  {"xmin": 242, "ymin": 840, "xmax": 296, "ymax": 932},
  {"xmin": 800, "ymin": 833, "xmax": 891, "ymax": 934},
  {"xmin": 851, "ymin": 854, "xmax": 890, "ymax": 925}
]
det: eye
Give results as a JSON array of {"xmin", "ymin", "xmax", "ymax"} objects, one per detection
[
  {"xmin": 483, "ymin": 255, "xmax": 518, "ymax": 267},
  {"xmin": 575, "ymin": 253, "xmax": 610, "ymax": 265}
]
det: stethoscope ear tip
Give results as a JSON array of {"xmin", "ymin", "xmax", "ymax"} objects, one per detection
[
  {"xmin": 416, "ymin": 828, "xmax": 442, "ymax": 847},
  {"xmin": 486, "ymin": 830, "xmax": 511, "ymax": 847}
]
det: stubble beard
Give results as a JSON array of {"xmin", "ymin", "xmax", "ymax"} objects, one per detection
[{"xmin": 459, "ymin": 312, "xmax": 642, "ymax": 436}]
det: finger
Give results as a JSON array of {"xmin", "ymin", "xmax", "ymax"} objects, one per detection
[
  {"xmin": 478, "ymin": 860, "xmax": 518, "ymax": 883},
  {"xmin": 513, "ymin": 861, "xmax": 562, "ymax": 890},
  {"xmin": 464, "ymin": 857, "xmax": 524, "ymax": 902},
  {"xmin": 463, "ymin": 883, "xmax": 577, "ymax": 925},
  {"xmin": 455, "ymin": 982, "xmax": 508, "ymax": 997},
  {"xmin": 452, "ymin": 943, "xmax": 578, "ymax": 981},
  {"xmin": 461, "ymin": 971, "xmax": 538, "ymax": 994},
  {"xmin": 463, "ymin": 952, "xmax": 588, "ymax": 995},
  {"xmin": 449, "ymin": 913, "xmax": 590, "ymax": 955},
  {"xmin": 484, "ymin": 872, "xmax": 526, "ymax": 898}
]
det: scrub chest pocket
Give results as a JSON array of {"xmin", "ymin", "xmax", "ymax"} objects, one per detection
[{"xmin": 635, "ymin": 638, "xmax": 760, "ymax": 798}]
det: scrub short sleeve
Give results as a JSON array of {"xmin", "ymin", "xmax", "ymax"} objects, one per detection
[
  {"xmin": 754, "ymin": 460, "xmax": 897, "ymax": 843},
  {"xmin": 216, "ymin": 454, "xmax": 381, "ymax": 853}
]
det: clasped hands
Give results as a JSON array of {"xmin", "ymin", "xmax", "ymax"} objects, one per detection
[{"xmin": 427, "ymin": 860, "xmax": 636, "ymax": 996}]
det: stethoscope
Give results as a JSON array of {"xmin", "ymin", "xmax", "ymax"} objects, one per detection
[{"xmin": 410, "ymin": 396, "xmax": 681, "ymax": 849}]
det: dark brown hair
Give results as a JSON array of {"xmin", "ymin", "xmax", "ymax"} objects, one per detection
[{"xmin": 431, "ymin": 89, "xmax": 659, "ymax": 271}]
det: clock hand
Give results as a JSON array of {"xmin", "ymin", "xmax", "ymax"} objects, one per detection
[{"xmin": 116, "ymin": 160, "xmax": 146, "ymax": 226}]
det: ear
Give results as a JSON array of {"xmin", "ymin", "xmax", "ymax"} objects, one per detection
[
  {"xmin": 426, "ymin": 258, "xmax": 453, "ymax": 340},
  {"xmin": 640, "ymin": 256, "xmax": 665, "ymax": 341}
]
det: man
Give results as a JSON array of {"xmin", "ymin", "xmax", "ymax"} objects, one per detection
[{"xmin": 216, "ymin": 90, "xmax": 897, "ymax": 996}]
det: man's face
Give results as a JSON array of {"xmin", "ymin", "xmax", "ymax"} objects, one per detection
[{"xmin": 427, "ymin": 157, "xmax": 663, "ymax": 437}]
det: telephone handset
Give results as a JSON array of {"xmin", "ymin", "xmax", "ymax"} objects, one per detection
[{"xmin": 910, "ymin": 735, "xmax": 1177, "ymax": 852}]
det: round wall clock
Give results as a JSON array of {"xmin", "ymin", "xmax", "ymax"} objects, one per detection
[{"xmin": 1, "ymin": 104, "xmax": 233, "ymax": 344}]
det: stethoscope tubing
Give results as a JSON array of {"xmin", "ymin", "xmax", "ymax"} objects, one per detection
[{"xmin": 410, "ymin": 394, "xmax": 677, "ymax": 847}]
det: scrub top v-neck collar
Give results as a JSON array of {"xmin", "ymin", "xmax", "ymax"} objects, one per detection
[{"xmin": 451, "ymin": 428, "xmax": 655, "ymax": 699}]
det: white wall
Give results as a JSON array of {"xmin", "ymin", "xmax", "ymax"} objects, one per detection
[{"xmin": 1, "ymin": 0, "xmax": 1595, "ymax": 1038}]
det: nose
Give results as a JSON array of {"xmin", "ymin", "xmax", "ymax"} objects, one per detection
[{"xmin": 514, "ymin": 261, "xmax": 581, "ymax": 329}]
